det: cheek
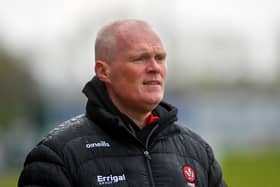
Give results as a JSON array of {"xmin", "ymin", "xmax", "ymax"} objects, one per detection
[
  {"xmin": 111, "ymin": 66, "xmax": 142, "ymax": 88},
  {"xmin": 121, "ymin": 66, "xmax": 144, "ymax": 82},
  {"xmin": 161, "ymin": 64, "xmax": 167, "ymax": 78},
  {"xmin": 124, "ymin": 68, "xmax": 140, "ymax": 79}
]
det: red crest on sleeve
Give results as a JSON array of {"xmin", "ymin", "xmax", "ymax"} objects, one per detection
[{"xmin": 183, "ymin": 165, "xmax": 196, "ymax": 183}]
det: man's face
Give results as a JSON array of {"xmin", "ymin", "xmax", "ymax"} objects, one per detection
[{"xmin": 105, "ymin": 26, "xmax": 167, "ymax": 113}]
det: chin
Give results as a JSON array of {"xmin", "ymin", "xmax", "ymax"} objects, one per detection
[
  {"xmin": 140, "ymin": 93, "xmax": 163, "ymax": 105},
  {"xmin": 142, "ymin": 102, "xmax": 159, "ymax": 113},
  {"xmin": 146, "ymin": 97, "xmax": 162, "ymax": 105}
]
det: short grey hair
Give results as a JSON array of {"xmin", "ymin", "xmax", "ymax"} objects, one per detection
[{"xmin": 94, "ymin": 19, "xmax": 152, "ymax": 62}]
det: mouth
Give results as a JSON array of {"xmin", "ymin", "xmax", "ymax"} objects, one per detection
[{"xmin": 143, "ymin": 80, "xmax": 161, "ymax": 86}]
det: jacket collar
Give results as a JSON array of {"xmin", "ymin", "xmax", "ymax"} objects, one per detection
[{"xmin": 82, "ymin": 76, "xmax": 178, "ymax": 139}]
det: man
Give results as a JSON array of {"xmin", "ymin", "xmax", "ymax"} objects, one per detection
[{"xmin": 18, "ymin": 19, "xmax": 226, "ymax": 187}]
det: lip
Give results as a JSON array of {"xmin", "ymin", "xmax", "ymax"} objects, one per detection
[{"xmin": 143, "ymin": 80, "xmax": 161, "ymax": 85}]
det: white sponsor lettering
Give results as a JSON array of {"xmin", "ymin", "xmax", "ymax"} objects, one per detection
[
  {"xmin": 97, "ymin": 174, "xmax": 126, "ymax": 185},
  {"xmin": 86, "ymin": 141, "xmax": 110, "ymax": 149}
]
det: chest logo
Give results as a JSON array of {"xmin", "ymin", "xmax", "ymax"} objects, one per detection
[
  {"xmin": 97, "ymin": 174, "xmax": 126, "ymax": 185},
  {"xmin": 85, "ymin": 141, "xmax": 110, "ymax": 149},
  {"xmin": 183, "ymin": 165, "xmax": 196, "ymax": 186}
]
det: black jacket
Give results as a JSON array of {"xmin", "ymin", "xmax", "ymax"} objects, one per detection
[{"xmin": 18, "ymin": 77, "xmax": 226, "ymax": 187}]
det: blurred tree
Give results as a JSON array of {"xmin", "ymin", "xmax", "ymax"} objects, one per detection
[{"xmin": 0, "ymin": 45, "xmax": 45, "ymax": 130}]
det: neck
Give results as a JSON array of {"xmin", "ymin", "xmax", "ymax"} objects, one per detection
[
  {"xmin": 123, "ymin": 110, "xmax": 151, "ymax": 129},
  {"xmin": 109, "ymin": 97, "xmax": 153, "ymax": 129},
  {"xmin": 111, "ymin": 97, "xmax": 151, "ymax": 128},
  {"xmin": 106, "ymin": 86, "xmax": 157, "ymax": 128}
]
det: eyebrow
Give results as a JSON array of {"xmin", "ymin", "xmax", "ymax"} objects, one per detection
[
  {"xmin": 130, "ymin": 47, "xmax": 166, "ymax": 55},
  {"xmin": 128, "ymin": 50, "xmax": 166, "ymax": 60}
]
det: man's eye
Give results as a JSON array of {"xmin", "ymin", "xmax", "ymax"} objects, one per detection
[
  {"xmin": 155, "ymin": 55, "xmax": 166, "ymax": 61},
  {"xmin": 135, "ymin": 57, "xmax": 144, "ymax": 61},
  {"xmin": 132, "ymin": 56, "xmax": 147, "ymax": 62}
]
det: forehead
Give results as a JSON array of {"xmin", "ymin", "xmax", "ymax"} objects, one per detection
[{"xmin": 115, "ymin": 25, "xmax": 165, "ymax": 52}]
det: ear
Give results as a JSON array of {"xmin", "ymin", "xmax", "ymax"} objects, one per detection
[{"xmin": 95, "ymin": 60, "xmax": 111, "ymax": 83}]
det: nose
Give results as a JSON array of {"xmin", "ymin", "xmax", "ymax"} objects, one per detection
[{"xmin": 146, "ymin": 57, "xmax": 161, "ymax": 73}]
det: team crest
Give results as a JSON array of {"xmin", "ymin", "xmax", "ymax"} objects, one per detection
[{"xmin": 183, "ymin": 165, "xmax": 196, "ymax": 186}]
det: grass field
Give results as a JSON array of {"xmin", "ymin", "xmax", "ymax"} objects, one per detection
[
  {"xmin": 1, "ymin": 150, "xmax": 279, "ymax": 187},
  {"xmin": 222, "ymin": 150, "xmax": 280, "ymax": 187},
  {"xmin": 0, "ymin": 170, "xmax": 19, "ymax": 187}
]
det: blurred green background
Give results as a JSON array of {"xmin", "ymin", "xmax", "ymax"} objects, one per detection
[{"xmin": 1, "ymin": 1, "xmax": 280, "ymax": 186}]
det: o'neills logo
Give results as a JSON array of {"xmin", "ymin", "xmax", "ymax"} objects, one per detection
[
  {"xmin": 85, "ymin": 141, "xmax": 110, "ymax": 149},
  {"xmin": 97, "ymin": 174, "xmax": 126, "ymax": 185}
]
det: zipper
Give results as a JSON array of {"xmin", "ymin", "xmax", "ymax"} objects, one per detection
[
  {"xmin": 143, "ymin": 124, "xmax": 159, "ymax": 187},
  {"xmin": 120, "ymin": 121, "xmax": 159, "ymax": 187},
  {"xmin": 144, "ymin": 150, "xmax": 154, "ymax": 187},
  {"xmin": 144, "ymin": 150, "xmax": 152, "ymax": 160}
]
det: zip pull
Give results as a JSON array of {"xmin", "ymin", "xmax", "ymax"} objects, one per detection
[{"xmin": 144, "ymin": 150, "xmax": 152, "ymax": 160}]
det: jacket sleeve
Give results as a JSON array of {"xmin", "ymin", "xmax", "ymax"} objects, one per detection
[
  {"xmin": 206, "ymin": 146, "xmax": 227, "ymax": 187},
  {"xmin": 18, "ymin": 143, "xmax": 73, "ymax": 187}
]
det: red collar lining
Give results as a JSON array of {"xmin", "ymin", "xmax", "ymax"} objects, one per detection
[{"xmin": 145, "ymin": 113, "xmax": 159, "ymax": 125}]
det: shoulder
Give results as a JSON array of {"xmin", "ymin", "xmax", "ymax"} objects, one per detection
[
  {"xmin": 23, "ymin": 114, "xmax": 103, "ymax": 165},
  {"xmin": 177, "ymin": 124, "xmax": 208, "ymax": 147},
  {"xmin": 19, "ymin": 115, "xmax": 92, "ymax": 187},
  {"xmin": 174, "ymin": 124, "xmax": 226, "ymax": 186},
  {"xmin": 172, "ymin": 123, "xmax": 216, "ymax": 164},
  {"xmin": 38, "ymin": 114, "xmax": 101, "ymax": 156}
]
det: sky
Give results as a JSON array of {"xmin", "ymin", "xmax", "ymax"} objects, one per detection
[
  {"xmin": 1, "ymin": 0, "xmax": 280, "ymax": 94},
  {"xmin": 1, "ymin": 0, "xmax": 279, "ymax": 44}
]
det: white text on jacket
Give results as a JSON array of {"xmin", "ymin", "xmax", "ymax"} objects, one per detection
[
  {"xmin": 97, "ymin": 174, "xmax": 126, "ymax": 185},
  {"xmin": 86, "ymin": 141, "xmax": 110, "ymax": 148}
]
